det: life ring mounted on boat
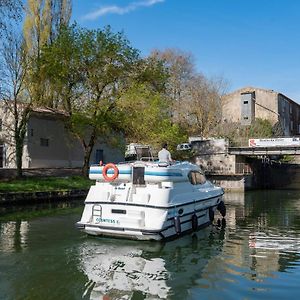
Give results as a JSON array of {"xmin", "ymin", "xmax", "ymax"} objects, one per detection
[{"xmin": 102, "ymin": 163, "xmax": 119, "ymax": 182}]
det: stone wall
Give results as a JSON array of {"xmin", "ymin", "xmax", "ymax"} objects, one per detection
[{"xmin": 207, "ymin": 174, "xmax": 254, "ymax": 191}]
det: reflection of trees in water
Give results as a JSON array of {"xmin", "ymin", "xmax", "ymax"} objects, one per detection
[
  {"xmin": 0, "ymin": 221, "xmax": 29, "ymax": 253},
  {"xmin": 226, "ymin": 191, "xmax": 300, "ymax": 278},
  {"xmin": 78, "ymin": 226, "xmax": 226, "ymax": 299},
  {"xmin": 0, "ymin": 200, "xmax": 83, "ymax": 224},
  {"xmin": 1, "ymin": 214, "xmax": 89, "ymax": 300},
  {"xmin": 242, "ymin": 190, "xmax": 300, "ymax": 228},
  {"xmin": 163, "ymin": 229, "xmax": 226, "ymax": 299}
]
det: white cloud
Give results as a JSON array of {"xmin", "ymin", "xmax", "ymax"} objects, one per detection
[{"xmin": 82, "ymin": 0, "xmax": 165, "ymax": 20}]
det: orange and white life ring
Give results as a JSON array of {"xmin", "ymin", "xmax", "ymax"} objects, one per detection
[{"xmin": 102, "ymin": 163, "xmax": 119, "ymax": 182}]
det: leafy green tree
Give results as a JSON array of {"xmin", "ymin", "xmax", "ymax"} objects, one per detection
[
  {"xmin": 117, "ymin": 84, "xmax": 187, "ymax": 152},
  {"xmin": 41, "ymin": 25, "xmax": 140, "ymax": 176},
  {"xmin": 130, "ymin": 55, "xmax": 169, "ymax": 93},
  {"xmin": 75, "ymin": 26, "xmax": 140, "ymax": 176},
  {"xmin": 40, "ymin": 24, "xmax": 82, "ymax": 110}
]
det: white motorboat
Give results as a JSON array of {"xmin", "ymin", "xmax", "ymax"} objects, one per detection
[{"xmin": 77, "ymin": 160, "xmax": 226, "ymax": 241}]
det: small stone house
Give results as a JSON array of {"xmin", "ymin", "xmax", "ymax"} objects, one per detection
[
  {"xmin": 0, "ymin": 103, "xmax": 124, "ymax": 169},
  {"xmin": 222, "ymin": 87, "xmax": 300, "ymax": 136}
]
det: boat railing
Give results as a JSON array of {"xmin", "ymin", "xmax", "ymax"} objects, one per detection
[{"xmin": 140, "ymin": 156, "xmax": 157, "ymax": 161}]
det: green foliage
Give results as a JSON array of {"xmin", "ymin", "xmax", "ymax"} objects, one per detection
[
  {"xmin": 172, "ymin": 149, "xmax": 194, "ymax": 161},
  {"xmin": 280, "ymin": 155, "xmax": 294, "ymax": 163},
  {"xmin": 131, "ymin": 56, "xmax": 169, "ymax": 93},
  {"xmin": 248, "ymin": 118, "xmax": 273, "ymax": 138},
  {"xmin": 40, "ymin": 24, "xmax": 142, "ymax": 175},
  {"xmin": 117, "ymin": 84, "xmax": 187, "ymax": 150},
  {"xmin": 212, "ymin": 118, "xmax": 273, "ymax": 147},
  {"xmin": 40, "ymin": 24, "xmax": 82, "ymax": 109}
]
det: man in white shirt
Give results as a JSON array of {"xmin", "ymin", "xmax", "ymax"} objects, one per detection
[{"xmin": 158, "ymin": 143, "xmax": 173, "ymax": 163}]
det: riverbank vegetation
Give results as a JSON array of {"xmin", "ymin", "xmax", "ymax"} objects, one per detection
[{"xmin": 0, "ymin": 176, "xmax": 91, "ymax": 193}]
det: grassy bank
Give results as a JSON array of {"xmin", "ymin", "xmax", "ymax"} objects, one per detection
[{"xmin": 0, "ymin": 176, "xmax": 92, "ymax": 193}]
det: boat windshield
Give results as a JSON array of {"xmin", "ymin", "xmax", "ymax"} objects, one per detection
[{"xmin": 188, "ymin": 171, "xmax": 206, "ymax": 185}]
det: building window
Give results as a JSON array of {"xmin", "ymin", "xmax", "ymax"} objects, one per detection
[
  {"xmin": 40, "ymin": 138, "xmax": 49, "ymax": 147},
  {"xmin": 0, "ymin": 119, "xmax": 2, "ymax": 131},
  {"xmin": 243, "ymin": 116, "xmax": 248, "ymax": 120},
  {"xmin": 30, "ymin": 129, "xmax": 34, "ymax": 136},
  {"xmin": 243, "ymin": 101, "xmax": 248, "ymax": 104}
]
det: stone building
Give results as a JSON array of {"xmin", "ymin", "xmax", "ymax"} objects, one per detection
[
  {"xmin": 0, "ymin": 103, "xmax": 124, "ymax": 169},
  {"xmin": 222, "ymin": 87, "xmax": 300, "ymax": 136}
]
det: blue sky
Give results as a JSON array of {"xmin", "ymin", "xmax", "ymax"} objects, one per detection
[{"xmin": 72, "ymin": 0, "xmax": 300, "ymax": 101}]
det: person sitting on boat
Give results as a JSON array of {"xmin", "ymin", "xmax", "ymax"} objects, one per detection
[{"xmin": 158, "ymin": 143, "xmax": 173, "ymax": 163}]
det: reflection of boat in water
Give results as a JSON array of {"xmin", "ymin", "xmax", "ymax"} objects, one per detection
[
  {"xmin": 77, "ymin": 160, "xmax": 226, "ymax": 240},
  {"xmin": 78, "ymin": 227, "xmax": 226, "ymax": 299},
  {"xmin": 79, "ymin": 241, "xmax": 168, "ymax": 299}
]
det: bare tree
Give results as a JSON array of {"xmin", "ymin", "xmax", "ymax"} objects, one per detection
[
  {"xmin": 0, "ymin": 0, "xmax": 23, "ymax": 36},
  {"xmin": 183, "ymin": 75, "xmax": 227, "ymax": 136},
  {"xmin": 149, "ymin": 49, "xmax": 194, "ymax": 123},
  {"xmin": 23, "ymin": 0, "xmax": 72, "ymax": 106},
  {"xmin": 150, "ymin": 48, "xmax": 194, "ymax": 103},
  {"xmin": 0, "ymin": 32, "xmax": 31, "ymax": 177},
  {"xmin": 150, "ymin": 48, "xmax": 228, "ymax": 136},
  {"xmin": 23, "ymin": 0, "xmax": 72, "ymax": 55}
]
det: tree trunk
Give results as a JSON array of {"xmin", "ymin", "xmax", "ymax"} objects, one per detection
[
  {"xmin": 81, "ymin": 125, "xmax": 98, "ymax": 177},
  {"xmin": 15, "ymin": 136, "xmax": 23, "ymax": 178},
  {"xmin": 82, "ymin": 146, "xmax": 92, "ymax": 177}
]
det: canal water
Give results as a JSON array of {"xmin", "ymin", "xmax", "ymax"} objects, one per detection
[{"xmin": 1, "ymin": 190, "xmax": 300, "ymax": 300}]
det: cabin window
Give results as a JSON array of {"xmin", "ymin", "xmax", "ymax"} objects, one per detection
[
  {"xmin": 188, "ymin": 171, "xmax": 206, "ymax": 185},
  {"xmin": 40, "ymin": 138, "xmax": 49, "ymax": 147}
]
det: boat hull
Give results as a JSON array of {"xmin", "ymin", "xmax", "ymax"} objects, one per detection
[
  {"xmin": 76, "ymin": 195, "xmax": 224, "ymax": 241},
  {"xmin": 78, "ymin": 161, "xmax": 225, "ymax": 241}
]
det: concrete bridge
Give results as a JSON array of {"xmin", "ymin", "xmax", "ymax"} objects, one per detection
[{"xmin": 228, "ymin": 146, "xmax": 300, "ymax": 156}]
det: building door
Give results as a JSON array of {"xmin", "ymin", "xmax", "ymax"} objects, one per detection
[{"xmin": 95, "ymin": 149, "xmax": 104, "ymax": 164}]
